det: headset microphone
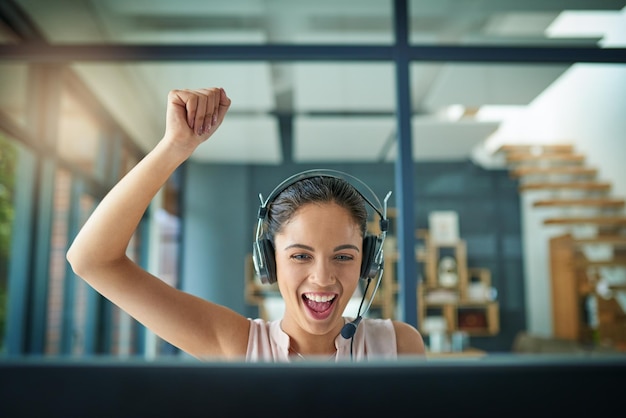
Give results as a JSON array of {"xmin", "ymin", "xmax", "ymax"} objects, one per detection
[
  {"xmin": 341, "ymin": 271, "xmax": 383, "ymax": 361},
  {"xmin": 341, "ymin": 316, "xmax": 362, "ymax": 339},
  {"xmin": 339, "ymin": 190, "xmax": 391, "ymax": 346},
  {"xmin": 341, "ymin": 262, "xmax": 384, "ymax": 340}
]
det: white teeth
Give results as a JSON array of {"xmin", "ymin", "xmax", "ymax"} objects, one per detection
[{"xmin": 304, "ymin": 293, "xmax": 335, "ymax": 303}]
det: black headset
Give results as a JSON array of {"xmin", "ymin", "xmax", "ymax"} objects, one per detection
[{"xmin": 252, "ymin": 169, "xmax": 391, "ymax": 285}]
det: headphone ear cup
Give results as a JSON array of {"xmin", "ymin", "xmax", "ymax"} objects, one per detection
[
  {"xmin": 253, "ymin": 238, "xmax": 277, "ymax": 285},
  {"xmin": 360, "ymin": 235, "xmax": 381, "ymax": 279}
]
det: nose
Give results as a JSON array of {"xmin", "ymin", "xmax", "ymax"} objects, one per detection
[{"xmin": 310, "ymin": 259, "xmax": 335, "ymax": 286}]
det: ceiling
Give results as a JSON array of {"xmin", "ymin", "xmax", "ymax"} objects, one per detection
[{"xmin": 4, "ymin": 0, "xmax": 626, "ymax": 164}]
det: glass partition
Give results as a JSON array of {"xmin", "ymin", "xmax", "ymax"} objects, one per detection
[
  {"xmin": 0, "ymin": 134, "xmax": 18, "ymax": 353},
  {"xmin": 0, "ymin": 63, "xmax": 28, "ymax": 129},
  {"xmin": 57, "ymin": 90, "xmax": 103, "ymax": 179},
  {"xmin": 409, "ymin": 0, "xmax": 626, "ymax": 47},
  {"xmin": 16, "ymin": 0, "xmax": 394, "ymax": 45},
  {"xmin": 0, "ymin": 0, "xmax": 625, "ymax": 362}
]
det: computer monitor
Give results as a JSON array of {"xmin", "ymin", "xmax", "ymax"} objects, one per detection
[{"xmin": 1, "ymin": 355, "xmax": 623, "ymax": 417}]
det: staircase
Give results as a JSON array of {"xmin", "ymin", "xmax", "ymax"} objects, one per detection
[
  {"xmin": 497, "ymin": 143, "xmax": 626, "ymax": 348},
  {"xmin": 499, "ymin": 144, "xmax": 626, "ymax": 231}
]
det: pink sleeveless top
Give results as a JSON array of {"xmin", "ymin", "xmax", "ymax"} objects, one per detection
[{"xmin": 246, "ymin": 317, "xmax": 397, "ymax": 362}]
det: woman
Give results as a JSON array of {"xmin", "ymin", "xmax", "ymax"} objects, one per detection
[{"xmin": 66, "ymin": 87, "xmax": 425, "ymax": 362}]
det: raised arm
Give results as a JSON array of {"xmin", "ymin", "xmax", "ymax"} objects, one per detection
[{"xmin": 66, "ymin": 88, "xmax": 250, "ymax": 359}]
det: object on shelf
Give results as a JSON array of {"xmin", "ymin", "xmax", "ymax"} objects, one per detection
[
  {"xmin": 428, "ymin": 211, "xmax": 459, "ymax": 245},
  {"xmin": 582, "ymin": 243, "xmax": 613, "ymax": 261},
  {"xmin": 467, "ymin": 268, "xmax": 497, "ymax": 302},
  {"xmin": 438, "ymin": 255, "xmax": 459, "ymax": 287},
  {"xmin": 424, "ymin": 240, "xmax": 468, "ymax": 294},
  {"xmin": 457, "ymin": 308, "xmax": 488, "ymax": 331},
  {"xmin": 451, "ymin": 331, "xmax": 470, "ymax": 352},
  {"xmin": 422, "ymin": 316, "xmax": 448, "ymax": 334},
  {"xmin": 429, "ymin": 331, "xmax": 448, "ymax": 353},
  {"xmin": 424, "ymin": 288, "xmax": 458, "ymax": 304},
  {"xmin": 467, "ymin": 283, "xmax": 497, "ymax": 302}
]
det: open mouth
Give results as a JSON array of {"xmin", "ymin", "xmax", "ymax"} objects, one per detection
[{"xmin": 302, "ymin": 293, "xmax": 337, "ymax": 318}]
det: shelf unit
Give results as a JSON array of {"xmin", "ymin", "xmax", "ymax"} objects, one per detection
[
  {"xmin": 417, "ymin": 232, "xmax": 500, "ymax": 337},
  {"xmin": 550, "ymin": 233, "xmax": 626, "ymax": 347},
  {"xmin": 244, "ymin": 253, "xmax": 281, "ymax": 320}
]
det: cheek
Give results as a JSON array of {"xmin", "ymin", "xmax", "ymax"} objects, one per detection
[
  {"xmin": 337, "ymin": 263, "xmax": 361, "ymax": 290},
  {"xmin": 274, "ymin": 254, "xmax": 304, "ymax": 284},
  {"xmin": 344, "ymin": 274, "xmax": 361, "ymax": 292},
  {"xmin": 275, "ymin": 262, "xmax": 306, "ymax": 302},
  {"xmin": 274, "ymin": 251, "xmax": 293, "ymax": 270},
  {"xmin": 340, "ymin": 263, "xmax": 361, "ymax": 280}
]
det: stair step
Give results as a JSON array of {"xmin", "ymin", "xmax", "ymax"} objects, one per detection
[
  {"xmin": 573, "ymin": 236, "xmax": 626, "ymax": 247},
  {"xmin": 506, "ymin": 153, "xmax": 585, "ymax": 163},
  {"xmin": 533, "ymin": 198, "xmax": 625, "ymax": 208},
  {"xmin": 543, "ymin": 216, "xmax": 626, "ymax": 226},
  {"xmin": 497, "ymin": 144, "xmax": 575, "ymax": 154},
  {"xmin": 574, "ymin": 257, "xmax": 626, "ymax": 268},
  {"xmin": 510, "ymin": 167, "xmax": 598, "ymax": 178},
  {"xmin": 519, "ymin": 181, "xmax": 611, "ymax": 192}
]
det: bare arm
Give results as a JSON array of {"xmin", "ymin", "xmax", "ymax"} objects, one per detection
[{"xmin": 66, "ymin": 88, "xmax": 250, "ymax": 360}]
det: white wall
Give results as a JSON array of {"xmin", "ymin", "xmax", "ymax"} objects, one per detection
[{"xmin": 483, "ymin": 63, "xmax": 626, "ymax": 336}]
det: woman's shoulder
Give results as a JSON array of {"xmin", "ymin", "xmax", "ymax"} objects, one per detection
[
  {"xmin": 247, "ymin": 317, "xmax": 282, "ymax": 333},
  {"xmin": 246, "ymin": 318, "xmax": 290, "ymax": 361},
  {"xmin": 391, "ymin": 320, "xmax": 426, "ymax": 356},
  {"xmin": 361, "ymin": 317, "xmax": 394, "ymax": 329}
]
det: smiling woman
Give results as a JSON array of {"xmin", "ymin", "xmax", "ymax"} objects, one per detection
[
  {"xmin": 248, "ymin": 168, "xmax": 424, "ymax": 361},
  {"xmin": 65, "ymin": 87, "xmax": 425, "ymax": 363}
]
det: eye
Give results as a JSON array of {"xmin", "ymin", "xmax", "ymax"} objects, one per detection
[
  {"xmin": 291, "ymin": 253, "xmax": 311, "ymax": 261},
  {"xmin": 335, "ymin": 254, "xmax": 355, "ymax": 261}
]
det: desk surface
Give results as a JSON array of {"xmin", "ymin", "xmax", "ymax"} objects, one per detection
[{"xmin": 426, "ymin": 347, "xmax": 487, "ymax": 359}]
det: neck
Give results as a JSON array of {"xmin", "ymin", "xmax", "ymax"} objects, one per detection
[
  {"xmin": 289, "ymin": 343, "xmax": 336, "ymax": 357},
  {"xmin": 289, "ymin": 346, "xmax": 337, "ymax": 362},
  {"xmin": 280, "ymin": 319, "xmax": 342, "ymax": 358}
]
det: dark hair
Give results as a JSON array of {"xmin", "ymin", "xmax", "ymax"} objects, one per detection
[{"xmin": 265, "ymin": 176, "xmax": 368, "ymax": 241}]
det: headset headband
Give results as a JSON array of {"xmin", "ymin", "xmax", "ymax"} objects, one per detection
[
  {"xmin": 256, "ymin": 169, "xmax": 390, "ymax": 233},
  {"xmin": 253, "ymin": 169, "xmax": 392, "ymax": 284}
]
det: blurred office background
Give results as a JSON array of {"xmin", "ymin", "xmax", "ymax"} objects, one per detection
[{"xmin": 0, "ymin": 0, "xmax": 625, "ymax": 358}]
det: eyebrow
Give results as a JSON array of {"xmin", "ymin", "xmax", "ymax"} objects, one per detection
[{"xmin": 284, "ymin": 243, "xmax": 360, "ymax": 252}]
